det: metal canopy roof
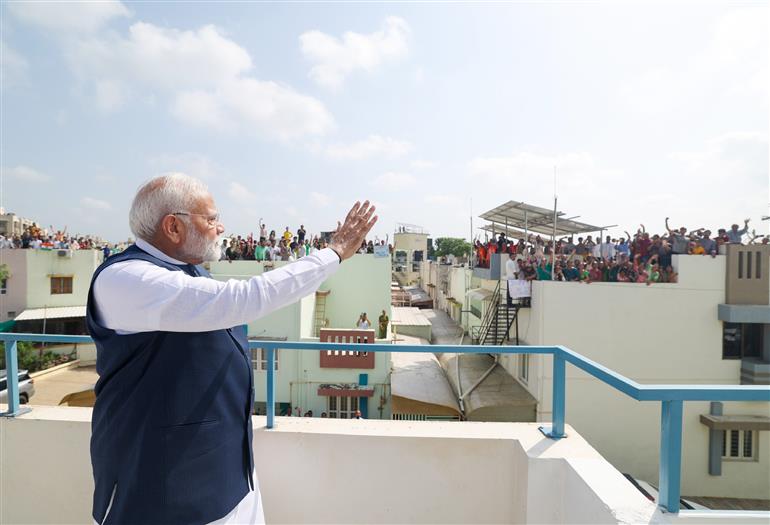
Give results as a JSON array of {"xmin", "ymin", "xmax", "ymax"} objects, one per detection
[
  {"xmin": 479, "ymin": 201, "xmax": 604, "ymax": 237},
  {"xmin": 15, "ymin": 305, "xmax": 86, "ymax": 321}
]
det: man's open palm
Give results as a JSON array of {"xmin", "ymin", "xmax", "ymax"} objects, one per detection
[{"xmin": 329, "ymin": 201, "xmax": 378, "ymax": 261}]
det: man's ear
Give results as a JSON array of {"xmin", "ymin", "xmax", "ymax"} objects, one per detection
[{"xmin": 158, "ymin": 215, "xmax": 184, "ymax": 245}]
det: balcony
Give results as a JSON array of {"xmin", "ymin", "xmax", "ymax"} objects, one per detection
[
  {"xmin": 2, "ymin": 334, "xmax": 770, "ymax": 523},
  {"xmin": 318, "ymin": 328, "xmax": 376, "ymax": 369}
]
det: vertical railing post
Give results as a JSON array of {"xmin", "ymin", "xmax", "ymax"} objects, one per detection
[
  {"xmin": 658, "ymin": 400, "xmax": 683, "ymax": 513},
  {"xmin": 266, "ymin": 347, "xmax": 275, "ymax": 429},
  {"xmin": 2, "ymin": 339, "xmax": 20, "ymax": 417},
  {"xmin": 540, "ymin": 349, "xmax": 566, "ymax": 439}
]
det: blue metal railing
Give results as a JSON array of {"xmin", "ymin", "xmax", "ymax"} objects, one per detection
[{"xmin": 2, "ymin": 333, "xmax": 769, "ymax": 514}]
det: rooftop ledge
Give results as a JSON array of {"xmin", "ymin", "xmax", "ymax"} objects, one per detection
[{"xmin": 2, "ymin": 406, "xmax": 768, "ymax": 524}]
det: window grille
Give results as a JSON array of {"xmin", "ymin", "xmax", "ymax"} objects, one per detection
[{"xmin": 721, "ymin": 429, "xmax": 757, "ymax": 461}]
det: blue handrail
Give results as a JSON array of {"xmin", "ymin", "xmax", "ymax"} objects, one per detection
[{"xmin": 1, "ymin": 333, "xmax": 768, "ymax": 514}]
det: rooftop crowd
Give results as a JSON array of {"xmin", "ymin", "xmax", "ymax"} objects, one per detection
[
  {"xmin": 0, "ymin": 220, "xmax": 392, "ymax": 263},
  {"xmin": 476, "ymin": 218, "xmax": 767, "ymax": 285},
  {"xmin": 0, "ymin": 223, "xmax": 125, "ymax": 257},
  {"xmin": 219, "ymin": 220, "xmax": 391, "ymax": 262}
]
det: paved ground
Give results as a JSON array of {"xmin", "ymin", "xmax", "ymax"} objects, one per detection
[{"xmin": 29, "ymin": 365, "xmax": 98, "ymax": 406}]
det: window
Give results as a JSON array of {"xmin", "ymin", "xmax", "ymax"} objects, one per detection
[
  {"xmin": 0, "ymin": 278, "xmax": 6, "ymax": 295},
  {"xmin": 7, "ymin": 311, "xmax": 15, "ymax": 319},
  {"xmin": 747, "ymin": 251, "xmax": 753, "ymax": 279},
  {"xmin": 50, "ymin": 276, "xmax": 73, "ymax": 294},
  {"xmin": 723, "ymin": 323, "xmax": 763, "ymax": 360},
  {"xmin": 756, "ymin": 251, "xmax": 762, "ymax": 279},
  {"xmin": 722, "ymin": 429, "xmax": 757, "ymax": 461},
  {"xmin": 518, "ymin": 354, "xmax": 529, "ymax": 384},
  {"xmin": 327, "ymin": 396, "xmax": 359, "ymax": 419},
  {"xmin": 738, "ymin": 251, "xmax": 744, "ymax": 279},
  {"xmin": 251, "ymin": 348, "xmax": 279, "ymax": 371}
]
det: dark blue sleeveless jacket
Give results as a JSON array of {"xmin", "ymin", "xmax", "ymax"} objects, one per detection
[{"xmin": 87, "ymin": 245, "xmax": 254, "ymax": 525}]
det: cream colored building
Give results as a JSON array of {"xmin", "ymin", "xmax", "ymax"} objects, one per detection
[
  {"xmin": 0, "ymin": 248, "xmax": 102, "ymax": 329},
  {"xmin": 0, "ymin": 211, "xmax": 37, "ymax": 237},
  {"xmin": 393, "ymin": 224, "xmax": 429, "ymax": 286},
  {"xmin": 420, "ymin": 253, "xmax": 770, "ymax": 500}
]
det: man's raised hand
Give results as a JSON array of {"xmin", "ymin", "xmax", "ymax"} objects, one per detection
[{"xmin": 329, "ymin": 201, "xmax": 378, "ymax": 261}]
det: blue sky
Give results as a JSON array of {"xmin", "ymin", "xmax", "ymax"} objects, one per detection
[{"xmin": 1, "ymin": 1, "xmax": 767, "ymax": 243}]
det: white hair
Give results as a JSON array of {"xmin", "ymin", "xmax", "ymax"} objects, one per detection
[{"xmin": 129, "ymin": 173, "xmax": 209, "ymax": 241}]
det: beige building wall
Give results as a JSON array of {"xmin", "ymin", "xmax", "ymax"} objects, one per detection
[
  {"xmin": 725, "ymin": 244, "xmax": 770, "ymax": 305},
  {"xmin": 498, "ymin": 255, "xmax": 770, "ymax": 499},
  {"xmin": 394, "ymin": 232, "xmax": 428, "ymax": 285}
]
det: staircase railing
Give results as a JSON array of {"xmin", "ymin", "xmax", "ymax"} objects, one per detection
[
  {"xmin": 477, "ymin": 281, "xmax": 501, "ymax": 345},
  {"xmin": 476, "ymin": 281, "xmax": 521, "ymax": 346}
]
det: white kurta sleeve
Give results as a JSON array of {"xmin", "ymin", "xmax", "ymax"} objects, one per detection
[{"xmin": 93, "ymin": 248, "xmax": 340, "ymax": 333}]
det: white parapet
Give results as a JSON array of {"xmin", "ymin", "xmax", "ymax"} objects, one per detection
[{"xmin": 1, "ymin": 406, "xmax": 765, "ymax": 524}]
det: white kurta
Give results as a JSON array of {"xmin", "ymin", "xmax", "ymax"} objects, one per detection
[{"xmin": 92, "ymin": 238, "xmax": 341, "ymax": 524}]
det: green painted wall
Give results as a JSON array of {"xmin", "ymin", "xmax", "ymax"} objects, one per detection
[
  {"xmin": 209, "ymin": 254, "xmax": 393, "ymax": 418},
  {"xmin": 317, "ymin": 254, "xmax": 392, "ymax": 330}
]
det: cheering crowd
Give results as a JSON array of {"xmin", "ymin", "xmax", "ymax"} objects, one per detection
[
  {"xmin": 0, "ymin": 223, "xmax": 125, "ymax": 257},
  {"xmin": 0, "ymin": 219, "xmax": 392, "ymax": 263},
  {"xmin": 477, "ymin": 218, "xmax": 766, "ymax": 285},
  {"xmin": 220, "ymin": 220, "xmax": 391, "ymax": 262}
]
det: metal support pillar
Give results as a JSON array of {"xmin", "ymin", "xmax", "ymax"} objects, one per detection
[
  {"xmin": 266, "ymin": 347, "xmax": 275, "ymax": 429},
  {"xmin": 1, "ymin": 339, "xmax": 30, "ymax": 417},
  {"xmin": 659, "ymin": 400, "xmax": 683, "ymax": 513},
  {"xmin": 539, "ymin": 351, "xmax": 566, "ymax": 439}
]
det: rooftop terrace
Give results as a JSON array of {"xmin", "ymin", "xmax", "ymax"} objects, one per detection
[{"xmin": 2, "ymin": 334, "xmax": 769, "ymax": 524}]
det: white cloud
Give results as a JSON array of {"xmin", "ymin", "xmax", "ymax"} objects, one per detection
[
  {"xmin": 81, "ymin": 197, "xmax": 112, "ymax": 211},
  {"xmin": 668, "ymin": 133, "xmax": 768, "ymax": 225},
  {"xmin": 371, "ymin": 172, "xmax": 416, "ymax": 191},
  {"xmin": 39, "ymin": 20, "xmax": 334, "ymax": 139},
  {"xmin": 469, "ymin": 151, "xmax": 596, "ymax": 185},
  {"xmin": 300, "ymin": 16, "xmax": 410, "ymax": 89},
  {"xmin": 310, "ymin": 192, "xmax": 331, "ymax": 207},
  {"xmin": 619, "ymin": 7, "xmax": 767, "ymax": 115},
  {"xmin": 0, "ymin": 41, "xmax": 29, "ymax": 87},
  {"xmin": 1, "ymin": 165, "xmax": 51, "ymax": 182},
  {"xmin": 424, "ymin": 194, "xmax": 459, "ymax": 205},
  {"xmin": 411, "ymin": 159, "xmax": 437, "ymax": 170},
  {"xmin": 467, "ymin": 151, "xmax": 623, "ymax": 213},
  {"xmin": 149, "ymin": 153, "xmax": 223, "ymax": 181},
  {"xmin": 8, "ymin": 0, "xmax": 130, "ymax": 33},
  {"xmin": 228, "ymin": 181, "xmax": 257, "ymax": 204},
  {"xmin": 170, "ymin": 78, "xmax": 334, "ymax": 140},
  {"xmin": 95, "ymin": 79, "xmax": 129, "ymax": 111},
  {"xmin": 325, "ymin": 135, "xmax": 412, "ymax": 160}
]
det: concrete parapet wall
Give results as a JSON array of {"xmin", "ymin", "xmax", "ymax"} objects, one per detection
[{"xmin": 1, "ymin": 407, "xmax": 666, "ymax": 524}]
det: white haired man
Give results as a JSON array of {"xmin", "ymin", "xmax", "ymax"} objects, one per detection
[{"xmin": 87, "ymin": 174, "xmax": 376, "ymax": 525}]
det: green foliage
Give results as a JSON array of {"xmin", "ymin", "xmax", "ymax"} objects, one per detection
[
  {"xmin": 0, "ymin": 341, "xmax": 74, "ymax": 372},
  {"xmin": 0, "ymin": 263, "xmax": 9, "ymax": 282},
  {"xmin": 434, "ymin": 237, "xmax": 472, "ymax": 258}
]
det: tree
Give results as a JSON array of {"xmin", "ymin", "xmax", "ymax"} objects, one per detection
[{"xmin": 434, "ymin": 237, "xmax": 472, "ymax": 258}]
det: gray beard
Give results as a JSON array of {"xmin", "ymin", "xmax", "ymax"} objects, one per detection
[{"xmin": 180, "ymin": 228, "xmax": 221, "ymax": 262}]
